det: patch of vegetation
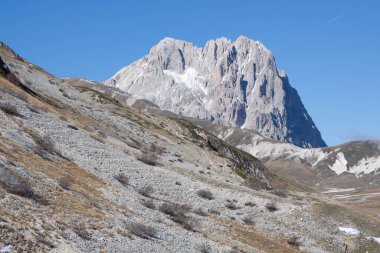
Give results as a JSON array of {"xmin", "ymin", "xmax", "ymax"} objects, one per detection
[
  {"xmin": 198, "ymin": 243, "xmax": 211, "ymax": 253},
  {"xmin": 225, "ymin": 202, "xmax": 239, "ymax": 210},
  {"xmin": 242, "ymin": 178, "xmax": 270, "ymax": 191},
  {"xmin": 196, "ymin": 189, "xmax": 214, "ymax": 200},
  {"xmin": 172, "ymin": 118, "xmax": 205, "ymax": 144},
  {"xmin": 0, "ymin": 86, "xmax": 28, "ymax": 102},
  {"xmin": 28, "ymin": 105, "xmax": 41, "ymax": 114},
  {"xmin": 36, "ymin": 235, "xmax": 56, "ymax": 249},
  {"xmin": 287, "ymin": 236, "xmax": 301, "ymax": 247},
  {"xmin": 208, "ymin": 208, "xmax": 221, "ymax": 215},
  {"xmin": 137, "ymin": 143, "xmax": 164, "ymax": 166},
  {"xmin": 272, "ymin": 189, "xmax": 287, "ymax": 198},
  {"xmin": 141, "ymin": 199, "xmax": 155, "ymax": 209},
  {"xmin": 0, "ymin": 168, "xmax": 35, "ymax": 198},
  {"xmin": 75, "ymin": 86, "xmax": 121, "ymax": 106},
  {"xmin": 193, "ymin": 208, "xmax": 208, "ymax": 216},
  {"xmin": 174, "ymin": 118, "xmax": 271, "ymax": 189},
  {"xmin": 229, "ymin": 247, "xmax": 240, "ymax": 253},
  {"xmin": 67, "ymin": 125, "xmax": 79, "ymax": 130},
  {"xmin": 114, "ymin": 173, "xmax": 129, "ymax": 186},
  {"xmin": 159, "ymin": 202, "xmax": 195, "ymax": 231},
  {"xmin": 31, "ymin": 132, "xmax": 60, "ymax": 158},
  {"xmin": 242, "ymin": 216, "xmax": 255, "ymax": 225},
  {"xmin": 244, "ymin": 201, "xmax": 256, "ymax": 207},
  {"xmin": 73, "ymin": 227, "xmax": 91, "ymax": 240},
  {"xmin": 0, "ymin": 103, "xmax": 21, "ymax": 117},
  {"xmin": 126, "ymin": 139, "xmax": 140, "ymax": 149},
  {"xmin": 58, "ymin": 176, "xmax": 73, "ymax": 190},
  {"xmin": 137, "ymin": 185, "xmax": 154, "ymax": 197},
  {"xmin": 265, "ymin": 202, "xmax": 278, "ymax": 212},
  {"xmin": 137, "ymin": 152, "xmax": 158, "ymax": 166},
  {"xmin": 128, "ymin": 222, "xmax": 157, "ymax": 240}
]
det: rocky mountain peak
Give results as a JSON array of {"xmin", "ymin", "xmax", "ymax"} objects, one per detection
[{"xmin": 106, "ymin": 36, "xmax": 326, "ymax": 148}]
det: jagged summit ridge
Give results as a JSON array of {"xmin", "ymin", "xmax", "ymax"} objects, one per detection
[{"xmin": 106, "ymin": 36, "xmax": 326, "ymax": 148}]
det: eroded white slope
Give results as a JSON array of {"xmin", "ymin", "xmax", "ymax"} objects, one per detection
[{"xmin": 212, "ymin": 126, "xmax": 380, "ymax": 176}]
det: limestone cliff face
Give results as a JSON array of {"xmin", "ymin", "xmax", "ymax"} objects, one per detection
[{"xmin": 106, "ymin": 36, "xmax": 326, "ymax": 148}]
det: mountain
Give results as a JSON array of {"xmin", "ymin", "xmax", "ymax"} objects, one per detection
[{"xmin": 106, "ymin": 36, "xmax": 326, "ymax": 148}]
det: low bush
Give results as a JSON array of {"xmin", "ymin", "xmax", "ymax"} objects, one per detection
[
  {"xmin": 225, "ymin": 202, "xmax": 239, "ymax": 210},
  {"xmin": 126, "ymin": 140, "xmax": 140, "ymax": 149},
  {"xmin": 287, "ymin": 236, "xmax": 301, "ymax": 247},
  {"xmin": 244, "ymin": 201, "xmax": 256, "ymax": 207},
  {"xmin": 32, "ymin": 133, "xmax": 60, "ymax": 158},
  {"xmin": 0, "ymin": 87, "xmax": 28, "ymax": 102},
  {"xmin": 36, "ymin": 235, "xmax": 56, "ymax": 249},
  {"xmin": 128, "ymin": 222, "xmax": 157, "ymax": 239},
  {"xmin": 197, "ymin": 189, "xmax": 214, "ymax": 200},
  {"xmin": 208, "ymin": 208, "xmax": 221, "ymax": 215},
  {"xmin": 199, "ymin": 244, "xmax": 211, "ymax": 253},
  {"xmin": 67, "ymin": 125, "xmax": 79, "ymax": 130},
  {"xmin": 159, "ymin": 203, "xmax": 191, "ymax": 216},
  {"xmin": 272, "ymin": 189, "xmax": 287, "ymax": 198},
  {"xmin": 114, "ymin": 173, "xmax": 129, "ymax": 186},
  {"xmin": 265, "ymin": 202, "xmax": 278, "ymax": 212},
  {"xmin": 242, "ymin": 180, "xmax": 269, "ymax": 191},
  {"xmin": 137, "ymin": 143, "xmax": 165, "ymax": 166},
  {"xmin": 159, "ymin": 202, "xmax": 195, "ymax": 231},
  {"xmin": 137, "ymin": 185, "xmax": 154, "ymax": 197},
  {"xmin": 73, "ymin": 227, "xmax": 91, "ymax": 240},
  {"xmin": 58, "ymin": 176, "xmax": 73, "ymax": 190},
  {"xmin": 0, "ymin": 168, "xmax": 35, "ymax": 198},
  {"xmin": 193, "ymin": 208, "xmax": 208, "ymax": 216},
  {"xmin": 242, "ymin": 216, "xmax": 255, "ymax": 225},
  {"xmin": 137, "ymin": 152, "xmax": 158, "ymax": 166},
  {"xmin": 0, "ymin": 103, "xmax": 20, "ymax": 116},
  {"xmin": 28, "ymin": 105, "xmax": 40, "ymax": 113},
  {"xmin": 141, "ymin": 199, "xmax": 155, "ymax": 209},
  {"xmin": 170, "ymin": 215, "xmax": 195, "ymax": 231}
]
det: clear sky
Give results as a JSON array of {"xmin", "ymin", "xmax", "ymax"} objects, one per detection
[{"xmin": 1, "ymin": 0, "xmax": 379, "ymax": 146}]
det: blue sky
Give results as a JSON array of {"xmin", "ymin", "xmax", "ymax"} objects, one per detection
[{"xmin": 1, "ymin": 0, "xmax": 379, "ymax": 146}]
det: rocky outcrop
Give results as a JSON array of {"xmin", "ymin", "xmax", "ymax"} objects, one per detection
[{"xmin": 106, "ymin": 36, "xmax": 326, "ymax": 148}]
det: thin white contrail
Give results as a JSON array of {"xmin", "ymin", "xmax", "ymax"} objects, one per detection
[{"xmin": 325, "ymin": 14, "xmax": 344, "ymax": 25}]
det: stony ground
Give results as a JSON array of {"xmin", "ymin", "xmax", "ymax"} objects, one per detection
[{"xmin": 0, "ymin": 44, "xmax": 379, "ymax": 253}]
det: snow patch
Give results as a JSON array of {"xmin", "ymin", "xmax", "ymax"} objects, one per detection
[
  {"xmin": 349, "ymin": 155, "xmax": 380, "ymax": 176},
  {"xmin": 332, "ymin": 192, "xmax": 380, "ymax": 200},
  {"xmin": 163, "ymin": 68, "xmax": 207, "ymax": 95},
  {"xmin": 338, "ymin": 227, "xmax": 359, "ymax": 235},
  {"xmin": 372, "ymin": 237, "xmax": 380, "ymax": 244},
  {"xmin": 323, "ymin": 188, "xmax": 356, "ymax": 194},
  {"xmin": 329, "ymin": 152, "xmax": 348, "ymax": 175},
  {"xmin": 0, "ymin": 245, "xmax": 11, "ymax": 253}
]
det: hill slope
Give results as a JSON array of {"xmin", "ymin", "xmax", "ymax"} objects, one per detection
[{"xmin": 0, "ymin": 42, "xmax": 379, "ymax": 252}]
